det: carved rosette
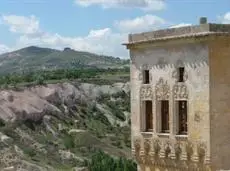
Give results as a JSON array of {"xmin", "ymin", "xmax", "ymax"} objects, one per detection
[
  {"xmin": 173, "ymin": 83, "xmax": 188, "ymax": 99},
  {"xmin": 155, "ymin": 78, "xmax": 170, "ymax": 100},
  {"xmin": 140, "ymin": 85, "xmax": 153, "ymax": 100}
]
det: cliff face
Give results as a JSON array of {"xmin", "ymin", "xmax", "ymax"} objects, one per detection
[{"xmin": 0, "ymin": 82, "xmax": 130, "ymax": 171}]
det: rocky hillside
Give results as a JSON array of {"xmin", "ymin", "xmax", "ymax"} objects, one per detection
[
  {"xmin": 0, "ymin": 46, "xmax": 129, "ymax": 74},
  {"xmin": 0, "ymin": 81, "xmax": 131, "ymax": 171}
]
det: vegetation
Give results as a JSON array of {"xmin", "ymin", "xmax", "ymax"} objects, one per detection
[
  {"xmin": 0, "ymin": 67, "xmax": 129, "ymax": 87},
  {"xmin": 88, "ymin": 150, "xmax": 137, "ymax": 171},
  {"xmin": 0, "ymin": 82, "xmax": 133, "ymax": 170}
]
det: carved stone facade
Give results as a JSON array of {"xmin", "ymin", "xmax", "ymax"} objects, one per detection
[
  {"xmin": 126, "ymin": 21, "xmax": 230, "ymax": 171},
  {"xmin": 132, "ymin": 137, "xmax": 210, "ymax": 171},
  {"xmin": 140, "ymin": 85, "xmax": 153, "ymax": 100},
  {"xmin": 173, "ymin": 83, "xmax": 188, "ymax": 100},
  {"xmin": 155, "ymin": 78, "xmax": 170, "ymax": 101}
]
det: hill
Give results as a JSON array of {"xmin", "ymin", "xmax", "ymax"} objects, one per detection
[
  {"xmin": 0, "ymin": 81, "xmax": 134, "ymax": 170},
  {"xmin": 0, "ymin": 46, "xmax": 129, "ymax": 74}
]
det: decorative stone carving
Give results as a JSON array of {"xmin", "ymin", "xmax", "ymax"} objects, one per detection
[
  {"xmin": 174, "ymin": 142, "xmax": 182, "ymax": 161},
  {"xmin": 197, "ymin": 142, "xmax": 206, "ymax": 163},
  {"xmin": 153, "ymin": 138, "xmax": 161, "ymax": 158},
  {"xmin": 173, "ymin": 84, "xmax": 188, "ymax": 99},
  {"xmin": 143, "ymin": 139, "xmax": 151, "ymax": 155},
  {"xmin": 143, "ymin": 139, "xmax": 152, "ymax": 165},
  {"xmin": 140, "ymin": 85, "xmax": 153, "ymax": 100},
  {"xmin": 164, "ymin": 142, "xmax": 171, "ymax": 158},
  {"xmin": 155, "ymin": 78, "xmax": 170, "ymax": 100},
  {"xmin": 185, "ymin": 141, "xmax": 194, "ymax": 161}
]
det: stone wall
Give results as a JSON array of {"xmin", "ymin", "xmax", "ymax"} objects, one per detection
[
  {"xmin": 209, "ymin": 35, "xmax": 230, "ymax": 170},
  {"xmin": 130, "ymin": 41, "xmax": 210, "ymax": 170}
]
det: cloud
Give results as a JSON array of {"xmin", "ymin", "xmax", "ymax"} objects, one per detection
[
  {"xmin": 75, "ymin": 0, "xmax": 166, "ymax": 11},
  {"xmin": 114, "ymin": 14, "xmax": 166, "ymax": 33},
  {"xmin": 17, "ymin": 29, "xmax": 127, "ymax": 58},
  {"xmin": 169, "ymin": 23, "xmax": 192, "ymax": 28},
  {"xmin": 218, "ymin": 12, "xmax": 230, "ymax": 24},
  {"xmin": 2, "ymin": 15, "xmax": 41, "ymax": 35},
  {"xmin": 0, "ymin": 44, "xmax": 11, "ymax": 54},
  {"xmin": 2, "ymin": 15, "xmax": 128, "ymax": 58}
]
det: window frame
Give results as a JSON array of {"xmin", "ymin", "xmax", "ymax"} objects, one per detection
[
  {"xmin": 141, "ymin": 100, "xmax": 153, "ymax": 132},
  {"xmin": 160, "ymin": 100, "xmax": 170, "ymax": 133},
  {"xmin": 178, "ymin": 67, "xmax": 185, "ymax": 82},
  {"xmin": 143, "ymin": 70, "xmax": 150, "ymax": 84},
  {"xmin": 175, "ymin": 100, "xmax": 188, "ymax": 135}
]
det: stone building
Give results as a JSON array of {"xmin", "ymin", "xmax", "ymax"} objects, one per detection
[{"xmin": 123, "ymin": 18, "xmax": 230, "ymax": 171}]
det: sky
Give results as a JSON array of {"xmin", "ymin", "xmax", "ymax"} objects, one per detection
[{"xmin": 0, "ymin": 0, "xmax": 230, "ymax": 58}]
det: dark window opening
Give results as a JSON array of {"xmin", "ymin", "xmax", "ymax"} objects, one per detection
[
  {"xmin": 143, "ymin": 70, "xmax": 150, "ymax": 84},
  {"xmin": 161, "ymin": 100, "xmax": 169, "ymax": 133},
  {"xmin": 178, "ymin": 67, "xmax": 185, "ymax": 82},
  {"xmin": 178, "ymin": 100, "xmax": 187, "ymax": 135},
  {"xmin": 144, "ymin": 100, "xmax": 153, "ymax": 131}
]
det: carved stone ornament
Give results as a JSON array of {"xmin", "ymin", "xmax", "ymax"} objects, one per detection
[
  {"xmin": 173, "ymin": 83, "xmax": 188, "ymax": 99},
  {"xmin": 155, "ymin": 78, "xmax": 170, "ymax": 100},
  {"xmin": 174, "ymin": 142, "xmax": 182, "ymax": 160},
  {"xmin": 143, "ymin": 139, "xmax": 151, "ymax": 155},
  {"xmin": 164, "ymin": 142, "xmax": 171, "ymax": 158},
  {"xmin": 185, "ymin": 141, "xmax": 194, "ymax": 161},
  {"xmin": 143, "ymin": 139, "xmax": 152, "ymax": 165},
  {"xmin": 197, "ymin": 142, "xmax": 206, "ymax": 163},
  {"xmin": 140, "ymin": 85, "xmax": 153, "ymax": 100},
  {"xmin": 153, "ymin": 138, "xmax": 161, "ymax": 157}
]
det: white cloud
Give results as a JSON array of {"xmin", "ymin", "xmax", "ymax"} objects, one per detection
[
  {"xmin": 2, "ymin": 15, "xmax": 41, "ymax": 35},
  {"xmin": 17, "ymin": 29, "xmax": 128, "ymax": 58},
  {"xmin": 169, "ymin": 23, "xmax": 192, "ymax": 28},
  {"xmin": 114, "ymin": 14, "xmax": 166, "ymax": 33},
  {"xmin": 0, "ymin": 44, "xmax": 11, "ymax": 54},
  {"xmin": 75, "ymin": 0, "xmax": 166, "ymax": 11},
  {"xmin": 218, "ymin": 12, "xmax": 230, "ymax": 24},
  {"xmin": 2, "ymin": 15, "xmax": 128, "ymax": 58}
]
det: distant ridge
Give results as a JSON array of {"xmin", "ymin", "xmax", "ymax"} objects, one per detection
[{"xmin": 0, "ymin": 46, "xmax": 129, "ymax": 74}]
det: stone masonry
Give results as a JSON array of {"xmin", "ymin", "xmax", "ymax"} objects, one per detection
[{"xmin": 124, "ymin": 18, "xmax": 230, "ymax": 171}]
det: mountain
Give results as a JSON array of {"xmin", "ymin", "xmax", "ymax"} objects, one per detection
[{"xmin": 0, "ymin": 46, "xmax": 129, "ymax": 74}]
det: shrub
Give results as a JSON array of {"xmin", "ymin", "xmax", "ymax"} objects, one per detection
[{"xmin": 88, "ymin": 150, "xmax": 137, "ymax": 171}]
